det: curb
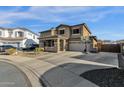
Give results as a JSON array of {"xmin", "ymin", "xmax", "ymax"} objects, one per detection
[{"xmin": 0, "ymin": 58, "xmax": 42, "ymax": 87}]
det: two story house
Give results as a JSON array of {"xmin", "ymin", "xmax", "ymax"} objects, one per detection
[
  {"xmin": 0, "ymin": 27, "xmax": 39, "ymax": 48},
  {"xmin": 39, "ymin": 23, "xmax": 98, "ymax": 52}
]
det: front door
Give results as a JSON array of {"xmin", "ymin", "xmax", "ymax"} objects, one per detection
[{"xmin": 60, "ymin": 40, "xmax": 64, "ymax": 51}]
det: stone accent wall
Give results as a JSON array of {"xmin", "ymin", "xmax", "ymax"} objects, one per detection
[{"xmin": 57, "ymin": 26, "xmax": 70, "ymax": 38}]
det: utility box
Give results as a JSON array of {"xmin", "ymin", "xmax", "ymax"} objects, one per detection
[
  {"xmin": 118, "ymin": 53, "xmax": 124, "ymax": 69},
  {"xmin": 120, "ymin": 43, "xmax": 124, "ymax": 53}
]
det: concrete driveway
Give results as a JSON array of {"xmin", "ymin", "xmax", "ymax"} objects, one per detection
[
  {"xmin": 0, "ymin": 61, "xmax": 31, "ymax": 87},
  {"xmin": 72, "ymin": 52, "xmax": 118, "ymax": 66},
  {"xmin": 0, "ymin": 52, "xmax": 119, "ymax": 87},
  {"xmin": 37, "ymin": 52, "xmax": 118, "ymax": 67}
]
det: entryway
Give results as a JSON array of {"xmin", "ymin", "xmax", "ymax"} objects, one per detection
[{"xmin": 60, "ymin": 40, "xmax": 64, "ymax": 51}]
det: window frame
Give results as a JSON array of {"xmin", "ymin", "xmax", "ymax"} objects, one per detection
[
  {"xmin": 72, "ymin": 29, "xmax": 80, "ymax": 34},
  {"xmin": 59, "ymin": 30, "xmax": 65, "ymax": 35},
  {"xmin": 18, "ymin": 31, "xmax": 24, "ymax": 37},
  {"xmin": 45, "ymin": 40, "xmax": 54, "ymax": 47}
]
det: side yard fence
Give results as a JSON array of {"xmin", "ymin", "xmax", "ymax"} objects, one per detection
[{"xmin": 99, "ymin": 44, "xmax": 121, "ymax": 53}]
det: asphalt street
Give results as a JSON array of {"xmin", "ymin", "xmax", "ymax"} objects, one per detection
[{"xmin": 0, "ymin": 61, "xmax": 31, "ymax": 87}]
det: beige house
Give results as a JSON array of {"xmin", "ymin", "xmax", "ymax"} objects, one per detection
[{"xmin": 39, "ymin": 23, "xmax": 98, "ymax": 52}]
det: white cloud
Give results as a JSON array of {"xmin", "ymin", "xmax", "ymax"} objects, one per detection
[
  {"xmin": 0, "ymin": 6, "xmax": 124, "ymax": 25},
  {"xmin": 29, "ymin": 6, "xmax": 92, "ymax": 13},
  {"xmin": 0, "ymin": 20, "xmax": 13, "ymax": 24},
  {"xmin": 27, "ymin": 6, "xmax": 124, "ymax": 23},
  {"xmin": 0, "ymin": 6, "xmax": 100, "ymax": 24}
]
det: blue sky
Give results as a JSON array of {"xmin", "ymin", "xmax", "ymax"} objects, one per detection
[{"xmin": 0, "ymin": 6, "xmax": 124, "ymax": 40}]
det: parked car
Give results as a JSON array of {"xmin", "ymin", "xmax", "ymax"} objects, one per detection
[
  {"xmin": 22, "ymin": 44, "xmax": 39, "ymax": 51},
  {"xmin": 0, "ymin": 45, "xmax": 16, "ymax": 52}
]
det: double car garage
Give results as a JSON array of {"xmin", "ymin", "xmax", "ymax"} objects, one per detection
[{"xmin": 69, "ymin": 41, "xmax": 91, "ymax": 52}]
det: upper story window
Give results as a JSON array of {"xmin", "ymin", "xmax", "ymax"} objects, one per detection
[
  {"xmin": 59, "ymin": 30, "xmax": 65, "ymax": 34},
  {"xmin": 18, "ymin": 31, "xmax": 24, "ymax": 37},
  {"xmin": 72, "ymin": 29, "xmax": 80, "ymax": 34}
]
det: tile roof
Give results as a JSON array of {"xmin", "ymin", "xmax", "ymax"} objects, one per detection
[
  {"xmin": 39, "ymin": 23, "xmax": 92, "ymax": 34},
  {"xmin": 0, "ymin": 27, "xmax": 39, "ymax": 36}
]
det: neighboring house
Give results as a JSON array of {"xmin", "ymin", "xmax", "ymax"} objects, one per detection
[
  {"xmin": 39, "ymin": 23, "xmax": 98, "ymax": 52},
  {"xmin": 102, "ymin": 40, "xmax": 117, "ymax": 44},
  {"xmin": 90, "ymin": 36, "xmax": 98, "ymax": 51},
  {"xmin": 116, "ymin": 40, "xmax": 124, "ymax": 44},
  {"xmin": 0, "ymin": 27, "xmax": 39, "ymax": 48}
]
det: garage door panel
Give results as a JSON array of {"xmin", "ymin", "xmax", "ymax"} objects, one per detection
[
  {"xmin": 69, "ymin": 42, "xmax": 84, "ymax": 51},
  {"xmin": 69, "ymin": 42, "xmax": 91, "ymax": 52}
]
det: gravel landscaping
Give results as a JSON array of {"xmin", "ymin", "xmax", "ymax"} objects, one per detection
[{"xmin": 80, "ymin": 67, "xmax": 124, "ymax": 87}]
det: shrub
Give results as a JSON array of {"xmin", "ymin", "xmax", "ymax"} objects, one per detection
[
  {"xmin": 35, "ymin": 47, "xmax": 44, "ymax": 53},
  {"xmin": 6, "ymin": 48, "xmax": 17, "ymax": 55}
]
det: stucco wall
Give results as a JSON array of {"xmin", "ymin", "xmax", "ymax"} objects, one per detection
[
  {"xmin": 40, "ymin": 30, "xmax": 54, "ymax": 38},
  {"xmin": 82, "ymin": 25, "xmax": 91, "ymax": 39}
]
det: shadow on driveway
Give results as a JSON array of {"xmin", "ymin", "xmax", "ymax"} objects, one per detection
[
  {"xmin": 39, "ymin": 62, "xmax": 123, "ymax": 87},
  {"xmin": 71, "ymin": 52, "xmax": 118, "ymax": 66}
]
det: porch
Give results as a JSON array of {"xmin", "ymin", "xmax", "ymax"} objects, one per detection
[{"xmin": 39, "ymin": 36, "xmax": 68, "ymax": 53}]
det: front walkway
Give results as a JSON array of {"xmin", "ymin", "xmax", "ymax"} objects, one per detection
[{"xmin": 0, "ymin": 52, "xmax": 118, "ymax": 87}]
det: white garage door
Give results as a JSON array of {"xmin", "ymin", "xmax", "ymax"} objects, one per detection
[{"xmin": 69, "ymin": 42, "xmax": 85, "ymax": 51}]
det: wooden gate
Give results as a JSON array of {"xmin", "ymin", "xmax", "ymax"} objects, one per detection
[{"xmin": 101, "ymin": 44, "xmax": 121, "ymax": 53}]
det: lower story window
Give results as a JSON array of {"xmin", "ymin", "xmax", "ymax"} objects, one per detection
[{"xmin": 44, "ymin": 40, "xmax": 54, "ymax": 47}]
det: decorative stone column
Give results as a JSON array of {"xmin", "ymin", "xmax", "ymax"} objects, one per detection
[
  {"xmin": 63, "ymin": 39, "xmax": 66, "ymax": 51},
  {"xmin": 56, "ymin": 38, "xmax": 60, "ymax": 53}
]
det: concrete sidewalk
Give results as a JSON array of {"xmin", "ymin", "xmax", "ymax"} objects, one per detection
[{"xmin": 0, "ymin": 52, "xmax": 117, "ymax": 87}]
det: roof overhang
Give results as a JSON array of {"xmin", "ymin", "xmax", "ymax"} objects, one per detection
[
  {"xmin": 0, "ymin": 37, "xmax": 26, "ymax": 41},
  {"xmin": 38, "ymin": 35, "xmax": 68, "ymax": 40}
]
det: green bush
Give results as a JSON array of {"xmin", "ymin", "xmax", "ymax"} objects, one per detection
[
  {"xmin": 35, "ymin": 48, "xmax": 44, "ymax": 53},
  {"xmin": 6, "ymin": 48, "xmax": 17, "ymax": 55}
]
